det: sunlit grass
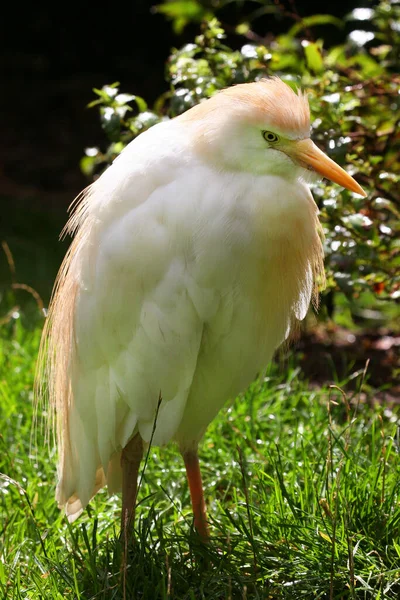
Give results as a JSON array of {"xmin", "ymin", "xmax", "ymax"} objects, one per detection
[{"xmin": 1, "ymin": 315, "xmax": 399, "ymax": 599}]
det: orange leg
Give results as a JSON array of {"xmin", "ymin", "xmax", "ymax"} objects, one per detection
[{"xmin": 182, "ymin": 448, "xmax": 209, "ymax": 541}]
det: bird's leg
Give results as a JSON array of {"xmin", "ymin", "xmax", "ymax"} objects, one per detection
[
  {"xmin": 121, "ymin": 432, "xmax": 143, "ymax": 536},
  {"xmin": 182, "ymin": 448, "xmax": 209, "ymax": 541}
]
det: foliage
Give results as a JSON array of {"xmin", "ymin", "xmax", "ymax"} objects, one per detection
[
  {"xmin": 81, "ymin": 1, "xmax": 400, "ymax": 324},
  {"xmin": 1, "ymin": 313, "xmax": 400, "ymax": 598}
]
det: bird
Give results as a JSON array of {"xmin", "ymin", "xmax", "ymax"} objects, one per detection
[{"xmin": 37, "ymin": 77, "xmax": 366, "ymax": 541}]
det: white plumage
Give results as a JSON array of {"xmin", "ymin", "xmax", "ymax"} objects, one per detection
[{"xmin": 38, "ymin": 78, "xmax": 365, "ymax": 536}]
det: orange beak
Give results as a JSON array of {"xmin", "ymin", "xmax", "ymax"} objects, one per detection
[{"xmin": 287, "ymin": 138, "xmax": 367, "ymax": 197}]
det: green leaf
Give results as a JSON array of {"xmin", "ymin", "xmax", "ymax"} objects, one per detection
[
  {"xmin": 132, "ymin": 95, "xmax": 148, "ymax": 113},
  {"xmin": 288, "ymin": 14, "xmax": 344, "ymax": 37},
  {"xmin": 80, "ymin": 155, "xmax": 97, "ymax": 177},
  {"xmin": 155, "ymin": 1, "xmax": 211, "ymax": 32},
  {"xmin": 236, "ymin": 22, "xmax": 250, "ymax": 35},
  {"xmin": 100, "ymin": 107, "xmax": 121, "ymax": 141},
  {"xmin": 111, "ymin": 141, "xmax": 125, "ymax": 155},
  {"xmin": 303, "ymin": 41, "xmax": 324, "ymax": 73},
  {"xmin": 87, "ymin": 98, "xmax": 103, "ymax": 108},
  {"xmin": 92, "ymin": 83, "xmax": 120, "ymax": 103}
]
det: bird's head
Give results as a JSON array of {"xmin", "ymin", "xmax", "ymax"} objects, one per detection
[{"xmin": 178, "ymin": 77, "xmax": 366, "ymax": 197}]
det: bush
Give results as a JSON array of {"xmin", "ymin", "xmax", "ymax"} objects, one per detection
[{"xmin": 80, "ymin": 2, "xmax": 400, "ymax": 323}]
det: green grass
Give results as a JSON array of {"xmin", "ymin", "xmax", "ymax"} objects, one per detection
[{"xmin": 1, "ymin": 314, "xmax": 400, "ymax": 599}]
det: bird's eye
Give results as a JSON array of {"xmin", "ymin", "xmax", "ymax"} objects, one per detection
[{"xmin": 262, "ymin": 131, "xmax": 279, "ymax": 143}]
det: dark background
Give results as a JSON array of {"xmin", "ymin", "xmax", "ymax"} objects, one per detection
[{"xmin": 0, "ymin": 0, "xmax": 365, "ymax": 297}]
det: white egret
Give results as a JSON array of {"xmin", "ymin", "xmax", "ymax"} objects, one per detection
[{"xmin": 38, "ymin": 77, "xmax": 366, "ymax": 540}]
